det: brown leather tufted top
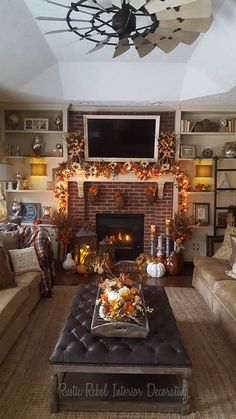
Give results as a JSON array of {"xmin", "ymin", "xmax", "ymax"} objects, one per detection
[{"xmin": 50, "ymin": 283, "xmax": 191, "ymax": 367}]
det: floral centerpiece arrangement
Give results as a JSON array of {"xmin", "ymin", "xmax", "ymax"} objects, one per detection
[
  {"xmin": 97, "ymin": 273, "xmax": 153, "ymax": 324},
  {"xmin": 169, "ymin": 211, "xmax": 192, "ymax": 248}
]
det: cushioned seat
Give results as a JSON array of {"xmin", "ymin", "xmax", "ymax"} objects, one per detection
[
  {"xmin": 194, "ymin": 256, "xmax": 230, "ymax": 291},
  {"xmin": 0, "ymin": 286, "xmax": 28, "ymax": 336},
  {"xmin": 213, "ymin": 280, "xmax": 236, "ymax": 322}
]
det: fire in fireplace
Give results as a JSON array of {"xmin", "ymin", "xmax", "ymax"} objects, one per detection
[{"xmin": 96, "ymin": 214, "xmax": 144, "ymax": 261}]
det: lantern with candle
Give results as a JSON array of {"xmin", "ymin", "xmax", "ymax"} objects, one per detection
[{"xmin": 74, "ymin": 225, "xmax": 97, "ymax": 265}]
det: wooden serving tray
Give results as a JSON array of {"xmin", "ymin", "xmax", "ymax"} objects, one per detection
[{"xmin": 91, "ymin": 284, "xmax": 149, "ymax": 338}]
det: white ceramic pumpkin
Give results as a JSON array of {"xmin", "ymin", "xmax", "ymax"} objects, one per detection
[{"xmin": 147, "ymin": 262, "xmax": 165, "ymax": 278}]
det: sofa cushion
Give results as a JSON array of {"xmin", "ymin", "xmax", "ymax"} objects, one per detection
[
  {"xmin": 213, "ymin": 226, "xmax": 236, "ymax": 260},
  {"xmin": 213, "ymin": 280, "xmax": 236, "ymax": 322},
  {"xmin": 0, "ymin": 286, "xmax": 29, "ymax": 336},
  {"xmin": 194, "ymin": 256, "xmax": 230, "ymax": 290},
  {"xmin": 15, "ymin": 271, "xmax": 41, "ymax": 291},
  {"xmin": 9, "ymin": 247, "xmax": 41, "ymax": 275},
  {"xmin": 0, "ymin": 230, "xmax": 19, "ymax": 250},
  {"xmin": 0, "ymin": 245, "xmax": 15, "ymax": 290}
]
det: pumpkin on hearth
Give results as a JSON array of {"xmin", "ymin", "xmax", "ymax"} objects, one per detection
[{"xmin": 147, "ymin": 262, "xmax": 165, "ymax": 278}]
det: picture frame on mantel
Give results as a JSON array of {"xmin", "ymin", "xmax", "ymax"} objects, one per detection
[
  {"xmin": 194, "ymin": 203, "xmax": 209, "ymax": 226},
  {"xmin": 180, "ymin": 145, "xmax": 196, "ymax": 158}
]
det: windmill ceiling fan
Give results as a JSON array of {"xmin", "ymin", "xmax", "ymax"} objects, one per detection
[{"xmin": 37, "ymin": 0, "xmax": 213, "ymax": 58}]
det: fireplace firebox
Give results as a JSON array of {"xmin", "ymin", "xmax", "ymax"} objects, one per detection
[{"xmin": 96, "ymin": 214, "xmax": 144, "ymax": 261}]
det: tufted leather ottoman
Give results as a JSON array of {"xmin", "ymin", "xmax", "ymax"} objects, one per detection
[{"xmin": 49, "ymin": 283, "xmax": 192, "ymax": 414}]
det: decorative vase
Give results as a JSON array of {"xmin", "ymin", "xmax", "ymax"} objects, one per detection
[{"xmin": 165, "ymin": 245, "xmax": 184, "ymax": 276}]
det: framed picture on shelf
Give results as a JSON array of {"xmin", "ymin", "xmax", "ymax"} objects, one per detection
[
  {"xmin": 194, "ymin": 203, "xmax": 210, "ymax": 226},
  {"xmin": 24, "ymin": 118, "xmax": 49, "ymax": 131},
  {"xmin": 180, "ymin": 145, "xmax": 196, "ymax": 158},
  {"xmin": 21, "ymin": 203, "xmax": 41, "ymax": 222}
]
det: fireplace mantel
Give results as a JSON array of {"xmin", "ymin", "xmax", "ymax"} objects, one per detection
[{"xmin": 70, "ymin": 173, "xmax": 178, "ymax": 207}]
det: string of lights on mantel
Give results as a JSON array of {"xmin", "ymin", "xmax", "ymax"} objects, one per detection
[{"xmin": 54, "ymin": 131, "xmax": 190, "ymax": 213}]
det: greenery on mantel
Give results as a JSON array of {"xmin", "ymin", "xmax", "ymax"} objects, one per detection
[{"xmin": 54, "ymin": 131, "xmax": 190, "ymax": 213}]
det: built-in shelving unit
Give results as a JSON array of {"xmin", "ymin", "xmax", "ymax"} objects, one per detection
[
  {"xmin": 176, "ymin": 105, "xmax": 236, "ymax": 260},
  {"xmin": 0, "ymin": 103, "xmax": 69, "ymax": 218}
]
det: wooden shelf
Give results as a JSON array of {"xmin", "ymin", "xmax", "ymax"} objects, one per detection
[
  {"xmin": 6, "ymin": 189, "xmax": 54, "ymax": 193},
  {"xmin": 180, "ymin": 132, "xmax": 236, "ymax": 136},
  {"xmin": 188, "ymin": 191, "xmax": 214, "ymax": 195},
  {"xmin": 5, "ymin": 130, "xmax": 65, "ymax": 134}
]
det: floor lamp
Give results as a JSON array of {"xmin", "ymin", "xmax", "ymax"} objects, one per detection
[{"xmin": 0, "ymin": 163, "xmax": 14, "ymax": 221}]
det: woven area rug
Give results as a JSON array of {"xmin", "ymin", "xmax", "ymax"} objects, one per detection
[{"xmin": 0, "ymin": 285, "xmax": 235, "ymax": 419}]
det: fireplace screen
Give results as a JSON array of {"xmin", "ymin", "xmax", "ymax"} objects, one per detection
[{"xmin": 96, "ymin": 214, "xmax": 144, "ymax": 261}]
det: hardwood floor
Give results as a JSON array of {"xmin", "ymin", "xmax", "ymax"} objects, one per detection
[{"xmin": 55, "ymin": 262, "xmax": 193, "ymax": 288}]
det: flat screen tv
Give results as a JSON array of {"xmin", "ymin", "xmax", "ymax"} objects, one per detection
[{"xmin": 84, "ymin": 115, "xmax": 160, "ymax": 161}]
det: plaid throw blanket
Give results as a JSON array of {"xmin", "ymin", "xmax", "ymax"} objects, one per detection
[{"xmin": 2, "ymin": 223, "xmax": 55, "ymax": 296}]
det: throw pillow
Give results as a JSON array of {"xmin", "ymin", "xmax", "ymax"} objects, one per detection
[
  {"xmin": 9, "ymin": 247, "xmax": 41, "ymax": 275},
  {"xmin": 0, "ymin": 230, "xmax": 19, "ymax": 250},
  {"xmin": 229, "ymin": 236, "xmax": 236, "ymax": 267},
  {"xmin": 0, "ymin": 245, "xmax": 16, "ymax": 290},
  {"xmin": 213, "ymin": 226, "xmax": 236, "ymax": 260}
]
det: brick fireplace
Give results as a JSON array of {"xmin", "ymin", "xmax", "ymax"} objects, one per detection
[
  {"xmin": 68, "ymin": 180, "xmax": 174, "ymax": 253},
  {"xmin": 67, "ymin": 109, "xmax": 176, "ymax": 255}
]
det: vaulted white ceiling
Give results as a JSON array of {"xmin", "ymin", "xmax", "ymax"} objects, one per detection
[{"xmin": 0, "ymin": 0, "xmax": 236, "ymax": 106}]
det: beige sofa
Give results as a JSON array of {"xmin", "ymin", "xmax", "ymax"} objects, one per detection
[
  {"xmin": 193, "ymin": 256, "xmax": 236, "ymax": 347},
  {"xmin": 0, "ymin": 270, "xmax": 41, "ymax": 364},
  {"xmin": 0, "ymin": 223, "xmax": 55, "ymax": 365}
]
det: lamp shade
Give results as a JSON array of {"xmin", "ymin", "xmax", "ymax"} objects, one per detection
[
  {"xmin": 196, "ymin": 165, "xmax": 212, "ymax": 177},
  {"xmin": 0, "ymin": 163, "xmax": 14, "ymax": 181},
  {"xmin": 30, "ymin": 163, "xmax": 47, "ymax": 176}
]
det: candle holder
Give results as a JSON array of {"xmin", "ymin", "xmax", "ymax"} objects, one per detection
[
  {"xmin": 156, "ymin": 235, "xmax": 165, "ymax": 262},
  {"xmin": 150, "ymin": 234, "xmax": 156, "ymax": 258}
]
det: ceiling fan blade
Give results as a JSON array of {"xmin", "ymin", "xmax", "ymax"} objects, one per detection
[
  {"xmin": 150, "ymin": 27, "xmax": 199, "ymax": 45},
  {"xmin": 145, "ymin": 33, "xmax": 179, "ymax": 53},
  {"xmin": 87, "ymin": 36, "xmax": 112, "ymax": 53},
  {"xmin": 159, "ymin": 15, "xmax": 213, "ymax": 32},
  {"xmin": 112, "ymin": 0, "xmax": 122, "ymax": 9},
  {"xmin": 128, "ymin": 0, "xmax": 147, "ymax": 11},
  {"xmin": 42, "ymin": 0, "xmax": 70, "ymax": 8},
  {"xmin": 36, "ymin": 16, "xmax": 90, "ymax": 23},
  {"xmin": 113, "ymin": 38, "xmax": 130, "ymax": 58},
  {"xmin": 156, "ymin": 0, "xmax": 212, "ymax": 20},
  {"xmin": 45, "ymin": 27, "xmax": 79, "ymax": 34},
  {"xmin": 145, "ymin": 0, "xmax": 197, "ymax": 15},
  {"xmin": 132, "ymin": 35, "xmax": 156, "ymax": 57}
]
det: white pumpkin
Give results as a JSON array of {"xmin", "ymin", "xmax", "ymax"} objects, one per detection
[{"xmin": 147, "ymin": 262, "xmax": 165, "ymax": 278}]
